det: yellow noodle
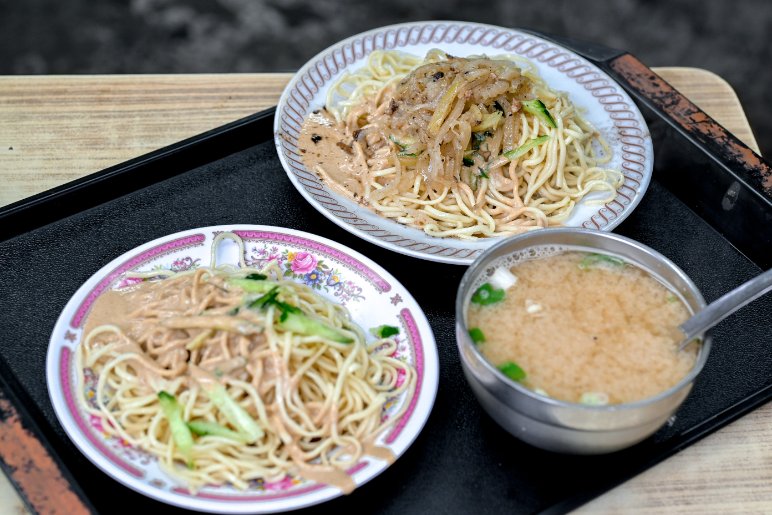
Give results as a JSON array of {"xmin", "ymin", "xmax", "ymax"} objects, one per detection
[
  {"xmin": 77, "ymin": 234, "xmax": 415, "ymax": 492},
  {"xmin": 315, "ymin": 49, "xmax": 623, "ymax": 239}
]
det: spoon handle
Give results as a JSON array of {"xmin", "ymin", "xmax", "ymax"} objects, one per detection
[{"xmin": 679, "ymin": 268, "xmax": 772, "ymax": 350}]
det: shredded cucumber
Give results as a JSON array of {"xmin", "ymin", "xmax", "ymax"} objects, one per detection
[
  {"xmin": 187, "ymin": 420, "xmax": 249, "ymax": 443},
  {"xmin": 522, "ymin": 99, "xmax": 557, "ymax": 128},
  {"xmin": 203, "ymin": 383, "xmax": 264, "ymax": 443},
  {"xmin": 157, "ymin": 391, "xmax": 195, "ymax": 467},
  {"xmin": 280, "ymin": 311, "xmax": 353, "ymax": 343},
  {"xmin": 250, "ymin": 286, "xmax": 354, "ymax": 343},
  {"xmin": 503, "ymin": 135, "xmax": 550, "ymax": 160},
  {"xmin": 228, "ymin": 278, "xmax": 279, "ymax": 293}
]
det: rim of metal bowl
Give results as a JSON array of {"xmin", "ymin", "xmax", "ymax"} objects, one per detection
[{"xmin": 455, "ymin": 227, "xmax": 713, "ymax": 413}]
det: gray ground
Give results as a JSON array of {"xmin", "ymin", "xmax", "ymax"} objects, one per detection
[{"xmin": 1, "ymin": 0, "xmax": 769, "ymax": 154}]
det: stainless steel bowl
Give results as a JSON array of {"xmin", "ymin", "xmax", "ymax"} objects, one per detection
[{"xmin": 455, "ymin": 228, "xmax": 712, "ymax": 454}]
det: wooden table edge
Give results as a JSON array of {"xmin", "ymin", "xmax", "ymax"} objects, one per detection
[{"xmin": 0, "ymin": 67, "xmax": 768, "ymax": 514}]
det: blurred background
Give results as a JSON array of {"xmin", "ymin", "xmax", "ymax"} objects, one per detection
[{"xmin": 1, "ymin": 0, "xmax": 769, "ymax": 154}]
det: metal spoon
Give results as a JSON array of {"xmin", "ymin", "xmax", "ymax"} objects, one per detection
[{"xmin": 679, "ymin": 268, "xmax": 772, "ymax": 351}]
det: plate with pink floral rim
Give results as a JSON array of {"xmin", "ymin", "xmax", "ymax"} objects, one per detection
[
  {"xmin": 46, "ymin": 225, "xmax": 438, "ymax": 514},
  {"xmin": 274, "ymin": 21, "xmax": 653, "ymax": 265}
]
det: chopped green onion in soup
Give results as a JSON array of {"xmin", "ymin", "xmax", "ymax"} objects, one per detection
[
  {"xmin": 468, "ymin": 327, "xmax": 486, "ymax": 344},
  {"xmin": 580, "ymin": 392, "xmax": 609, "ymax": 406},
  {"xmin": 471, "ymin": 283, "xmax": 506, "ymax": 305},
  {"xmin": 498, "ymin": 361, "xmax": 526, "ymax": 382},
  {"xmin": 577, "ymin": 253, "xmax": 625, "ymax": 269}
]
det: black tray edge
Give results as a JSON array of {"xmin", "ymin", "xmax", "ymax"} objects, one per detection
[
  {"xmin": 0, "ymin": 105, "xmax": 769, "ymax": 514},
  {"xmin": 0, "ymin": 107, "xmax": 277, "ymax": 243},
  {"xmin": 0, "ymin": 355, "xmax": 95, "ymax": 514},
  {"xmin": 0, "ymin": 107, "xmax": 276, "ymax": 513},
  {"xmin": 549, "ymin": 382, "xmax": 772, "ymax": 514}
]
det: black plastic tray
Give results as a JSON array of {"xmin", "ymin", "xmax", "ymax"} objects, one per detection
[{"xmin": 0, "ymin": 108, "xmax": 770, "ymax": 514}]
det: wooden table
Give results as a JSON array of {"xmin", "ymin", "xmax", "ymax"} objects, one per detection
[{"xmin": 0, "ymin": 70, "xmax": 769, "ymax": 513}]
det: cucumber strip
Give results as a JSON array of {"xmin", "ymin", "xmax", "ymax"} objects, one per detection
[
  {"xmin": 204, "ymin": 384, "xmax": 264, "ymax": 443},
  {"xmin": 250, "ymin": 286, "xmax": 353, "ymax": 343},
  {"xmin": 522, "ymin": 99, "xmax": 557, "ymax": 128},
  {"xmin": 157, "ymin": 391, "xmax": 194, "ymax": 467},
  {"xmin": 503, "ymin": 135, "xmax": 550, "ymax": 160},
  {"xmin": 249, "ymin": 286, "xmax": 281, "ymax": 310},
  {"xmin": 228, "ymin": 278, "xmax": 279, "ymax": 293},
  {"xmin": 280, "ymin": 311, "xmax": 354, "ymax": 344},
  {"xmin": 187, "ymin": 420, "xmax": 249, "ymax": 443}
]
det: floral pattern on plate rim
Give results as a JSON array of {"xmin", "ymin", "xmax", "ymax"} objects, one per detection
[
  {"xmin": 57, "ymin": 227, "xmax": 426, "ymax": 503},
  {"xmin": 233, "ymin": 230, "xmax": 391, "ymax": 293},
  {"xmin": 244, "ymin": 243, "xmax": 365, "ymax": 304}
]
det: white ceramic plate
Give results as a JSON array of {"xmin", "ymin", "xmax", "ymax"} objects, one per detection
[
  {"xmin": 46, "ymin": 225, "xmax": 438, "ymax": 513},
  {"xmin": 274, "ymin": 21, "xmax": 654, "ymax": 265}
]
